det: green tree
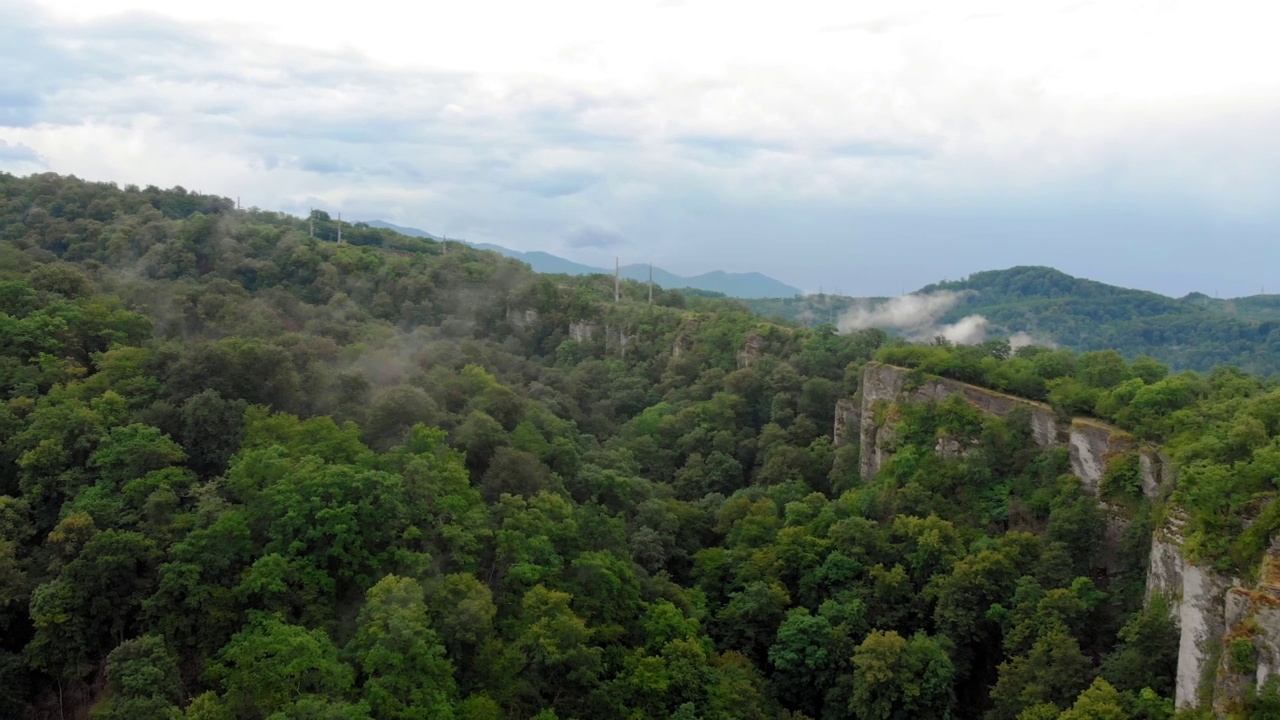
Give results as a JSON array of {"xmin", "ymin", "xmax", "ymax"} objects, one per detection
[
  {"xmin": 348, "ymin": 575, "xmax": 456, "ymax": 719},
  {"xmin": 1059, "ymin": 677, "xmax": 1129, "ymax": 720},
  {"xmin": 1099, "ymin": 595, "xmax": 1179, "ymax": 697},
  {"xmin": 769, "ymin": 608, "xmax": 836, "ymax": 716},
  {"xmin": 95, "ymin": 635, "xmax": 183, "ymax": 720},
  {"xmin": 205, "ymin": 613, "xmax": 354, "ymax": 720},
  {"xmin": 27, "ymin": 530, "xmax": 160, "ymax": 680},
  {"xmin": 517, "ymin": 585, "xmax": 603, "ymax": 716},
  {"xmin": 989, "ymin": 628, "xmax": 1094, "ymax": 719},
  {"xmin": 850, "ymin": 630, "xmax": 955, "ymax": 720}
]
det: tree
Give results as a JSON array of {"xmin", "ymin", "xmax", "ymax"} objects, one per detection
[
  {"xmin": 96, "ymin": 635, "xmax": 183, "ymax": 720},
  {"xmin": 989, "ymin": 628, "xmax": 1094, "ymax": 719},
  {"xmin": 517, "ymin": 585, "xmax": 603, "ymax": 716},
  {"xmin": 563, "ymin": 551, "xmax": 643, "ymax": 631},
  {"xmin": 480, "ymin": 447, "xmax": 555, "ymax": 501},
  {"xmin": 1099, "ymin": 595, "xmax": 1179, "ymax": 697},
  {"xmin": 716, "ymin": 581, "xmax": 791, "ymax": 665},
  {"xmin": 850, "ymin": 630, "xmax": 955, "ymax": 720},
  {"xmin": 453, "ymin": 410, "xmax": 508, "ymax": 475},
  {"xmin": 769, "ymin": 608, "xmax": 836, "ymax": 716},
  {"xmin": 27, "ymin": 530, "xmax": 160, "ymax": 680},
  {"xmin": 348, "ymin": 575, "xmax": 456, "ymax": 719},
  {"xmin": 362, "ymin": 385, "xmax": 442, "ymax": 452},
  {"xmin": 205, "ymin": 613, "xmax": 354, "ymax": 720},
  {"xmin": 179, "ymin": 390, "xmax": 247, "ymax": 478},
  {"xmin": 88, "ymin": 424, "xmax": 186, "ymax": 487},
  {"xmin": 1059, "ymin": 677, "xmax": 1129, "ymax": 720},
  {"xmin": 429, "ymin": 572, "xmax": 498, "ymax": 657}
]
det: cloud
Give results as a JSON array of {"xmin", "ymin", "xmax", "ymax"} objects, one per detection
[
  {"xmin": 507, "ymin": 169, "xmax": 602, "ymax": 198},
  {"xmin": 836, "ymin": 292, "xmax": 1064, "ymax": 347},
  {"xmin": 2, "ymin": 0, "xmax": 1280, "ymax": 297},
  {"xmin": 1009, "ymin": 331, "xmax": 1056, "ymax": 350},
  {"xmin": 0, "ymin": 139, "xmax": 40, "ymax": 163},
  {"xmin": 566, "ymin": 226, "xmax": 628, "ymax": 249},
  {"xmin": 838, "ymin": 290, "xmax": 991, "ymax": 345},
  {"xmin": 938, "ymin": 315, "xmax": 989, "ymax": 345},
  {"xmin": 839, "ymin": 291, "xmax": 968, "ymax": 334}
]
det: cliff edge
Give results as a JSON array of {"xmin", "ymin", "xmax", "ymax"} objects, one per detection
[{"xmin": 840, "ymin": 361, "xmax": 1278, "ymax": 711}]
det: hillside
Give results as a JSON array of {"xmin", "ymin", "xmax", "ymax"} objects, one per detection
[
  {"xmin": 746, "ymin": 266, "xmax": 1280, "ymax": 376},
  {"xmin": 1183, "ymin": 290, "xmax": 1280, "ymax": 322},
  {"xmin": 4, "ymin": 171, "xmax": 1276, "ymax": 719},
  {"xmin": 363, "ymin": 219, "xmax": 444, "ymax": 240},
  {"xmin": 366, "ymin": 221, "xmax": 804, "ymax": 298}
]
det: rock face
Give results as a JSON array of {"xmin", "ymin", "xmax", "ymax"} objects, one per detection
[
  {"xmin": 832, "ymin": 398, "xmax": 859, "ymax": 446},
  {"xmin": 506, "ymin": 308, "xmax": 539, "ymax": 328},
  {"xmin": 854, "ymin": 362, "xmax": 1165, "ymax": 500},
  {"xmin": 1145, "ymin": 520, "xmax": 1241, "ymax": 709},
  {"xmin": 737, "ymin": 331, "xmax": 764, "ymax": 369},
  {"xmin": 1144, "ymin": 529, "xmax": 1280, "ymax": 713},
  {"xmin": 568, "ymin": 322, "xmax": 597, "ymax": 343},
  {"xmin": 847, "ymin": 361, "xmax": 1280, "ymax": 711},
  {"xmin": 672, "ymin": 334, "xmax": 693, "ymax": 359}
]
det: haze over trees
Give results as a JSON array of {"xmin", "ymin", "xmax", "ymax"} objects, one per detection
[
  {"xmin": 0, "ymin": 172, "xmax": 1273, "ymax": 718},
  {"xmin": 747, "ymin": 266, "xmax": 1280, "ymax": 377}
]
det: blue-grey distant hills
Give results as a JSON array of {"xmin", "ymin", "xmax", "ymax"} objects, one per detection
[{"xmin": 364, "ymin": 221, "xmax": 804, "ymax": 299}]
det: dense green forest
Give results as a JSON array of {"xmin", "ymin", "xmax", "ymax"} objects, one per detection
[
  {"xmin": 0, "ymin": 172, "xmax": 1275, "ymax": 719},
  {"xmin": 746, "ymin": 267, "xmax": 1280, "ymax": 376}
]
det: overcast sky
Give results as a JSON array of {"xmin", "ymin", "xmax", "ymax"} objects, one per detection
[{"xmin": 2, "ymin": 0, "xmax": 1278, "ymax": 297}]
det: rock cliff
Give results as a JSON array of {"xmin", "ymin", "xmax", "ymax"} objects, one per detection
[
  {"xmin": 851, "ymin": 362, "xmax": 1165, "ymax": 499},
  {"xmin": 842, "ymin": 361, "xmax": 1277, "ymax": 711}
]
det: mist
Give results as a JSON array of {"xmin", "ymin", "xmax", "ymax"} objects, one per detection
[{"xmin": 838, "ymin": 291, "xmax": 990, "ymax": 345}]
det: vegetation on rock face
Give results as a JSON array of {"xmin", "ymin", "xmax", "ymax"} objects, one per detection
[
  {"xmin": 874, "ymin": 339, "xmax": 1280, "ymax": 578},
  {"xmin": 0, "ymin": 171, "xmax": 1266, "ymax": 718}
]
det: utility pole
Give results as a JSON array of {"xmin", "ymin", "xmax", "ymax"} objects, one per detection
[
  {"xmin": 308, "ymin": 208, "xmax": 314, "ymax": 238},
  {"xmin": 614, "ymin": 257, "xmax": 620, "ymax": 303},
  {"xmin": 648, "ymin": 263, "xmax": 653, "ymax": 304},
  {"xmin": 337, "ymin": 213, "xmax": 343, "ymax": 244}
]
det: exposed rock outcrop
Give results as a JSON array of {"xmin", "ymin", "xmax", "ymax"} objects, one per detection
[
  {"xmin": 854, "ymin": 362, "xmax": 1165, "ymax": 500},
  {"xmin": 672, "ymin": 334, "xmax": 693, "ymax": 359},
  {"xmin": 738, "ymin": 330, "xmax": 763, "ymax": 368},
  {"xmin": 832, "ymin": 398, "xmax": 859, "ymax": 445},
  {"xmin": 846, "ymin": 361, "xmax": 1280, "ymax": 711},
  {"xmin": 506, "ymin": 307, "xmax": 539, "ymax": 328},
  {"xmin": 569, "ymin": 321, "xmax": 598, "ymax": 343}
]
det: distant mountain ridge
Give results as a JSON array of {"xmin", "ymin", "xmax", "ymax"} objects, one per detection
[
  {"xmin": 364, "ymin": 220, "xmax": 803, "ymax": 298},
  {"xmin": 745, "ymin": 265, "xmax": 1280, "ymax": 375}
]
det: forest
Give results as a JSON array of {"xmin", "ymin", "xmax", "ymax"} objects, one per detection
[
  {"xmin": 1, "ymin": 172, "xmax": 1278, "ymax": 719},
  {"xmin": 746, "ymin": 266, "xmax": 1280, "ymax": 377}
]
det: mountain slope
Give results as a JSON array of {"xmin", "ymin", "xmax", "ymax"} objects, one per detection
[
  {"xmin": 748, "ymin": 266, "xmax": 1280, "ymax": 375},
  {"xmin": 363, "ymin": 219, "xmax": 443, "ymax": 240},
  {"xmin": 366, "ymin": 221, "xmax": 803, "ymax": 297},
  {"xmin": 472, "ymin": 242, "xmax": 606, "ymax": 276},
  {"xmin": 1183, "ymin": 291, "xmax": 1280, "ymax": 322}
]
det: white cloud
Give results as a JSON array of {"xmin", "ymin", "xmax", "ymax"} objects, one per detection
[
  {"xmin": 838, "ymin": 290, "xmax": 992, "ymax": 344},
  {"xmin": 1009, "ymin": 331, "xmax": 1055, "ymax": 351},
  {"xmin": 3, "ymin": 0, "xmax": 1280, "ymax": 294}
]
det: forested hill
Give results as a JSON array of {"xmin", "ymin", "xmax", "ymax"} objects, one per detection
[
  {"xmin": 369, "ymin": 220, "xmax": 806, "ymax": 299},
  {"xmin": 746, "ymin": 266, "xmax": 1280, "ymax": 376},
  {"xmin": 0, "ymin": 171, "xmax": 1260, "ymax": 719}
]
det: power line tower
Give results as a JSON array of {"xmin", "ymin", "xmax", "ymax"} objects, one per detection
[
  {"xmin": 648, "ymin": 263, "xmax": 653, "ymax": 304},
  {"xmin": 614, "ymin": 257, "xmax": 620, "ymax": 303},
  {"xmin": 337, "ymin": 213, "xmax": 343, "ymax": 244},
  {"xmin": 308, "ymin": 208, "xmax": 314, "ymax": 238}
]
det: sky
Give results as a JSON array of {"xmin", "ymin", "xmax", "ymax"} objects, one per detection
[{"xmin": 2, "ymin": 0, "xmax": 1279, "ymax": 297}]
